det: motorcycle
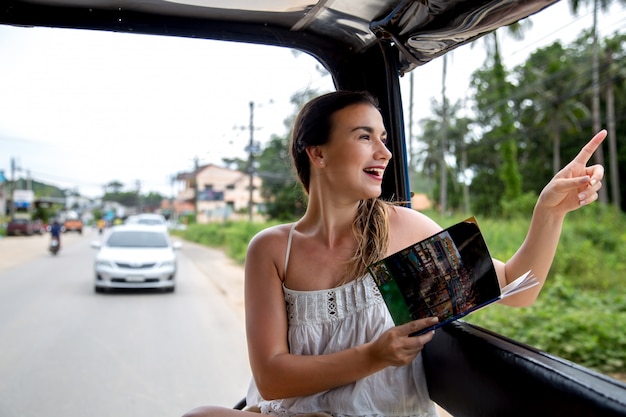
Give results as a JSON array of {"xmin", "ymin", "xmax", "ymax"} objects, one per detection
[{"xmin": 49, "ymin": 237, "xmax": 60, "ymax": 255}]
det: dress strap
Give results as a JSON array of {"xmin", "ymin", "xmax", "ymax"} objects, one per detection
[{"xmin": 283, "ymin": 223, "xmax": 297, "ymax": 282}]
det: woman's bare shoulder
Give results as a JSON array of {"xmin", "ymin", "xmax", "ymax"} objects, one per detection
[
  {"xmin": 387, "ymin": 205, "xmax": 443, "ymax": 252},
  {"xmin": 245, "ymin": 223, "xmax": 300, "ymax": 286},
  {"xmin": 247, "ymin": 223, "xmax": 295, "ymax": 257}
]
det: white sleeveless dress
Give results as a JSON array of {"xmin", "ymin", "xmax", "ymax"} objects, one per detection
[{"xmin": 246, "ymin": 224, "xmax": 438, "ymax": 417}]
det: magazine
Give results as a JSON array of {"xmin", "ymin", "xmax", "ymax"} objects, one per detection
[{"xmin": 368, "ymin": 217, "xmax": 538, "ymax": 336}]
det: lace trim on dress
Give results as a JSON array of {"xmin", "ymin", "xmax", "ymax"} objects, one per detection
[
  {"xmin": 284, "ymin": 275, "xmax": 384, "ymax": 326},
  {"xmin": 260, "ymin": 400, "xmax": 436, "ymax": 417}
]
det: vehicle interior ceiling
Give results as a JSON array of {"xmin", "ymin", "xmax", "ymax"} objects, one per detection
[{"xmin": 0, "ymin": 0, "xmax": 558, "ymax": 201}]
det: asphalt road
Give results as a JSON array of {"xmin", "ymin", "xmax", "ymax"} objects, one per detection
[{"xmin": 0, "ymin": 227, "xmax": 250, "ymax": 417}]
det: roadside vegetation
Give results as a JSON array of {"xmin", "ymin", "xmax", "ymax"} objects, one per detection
[{"xmin": 173, "ymin": 205, "xmax": 626, "ymax": 380}]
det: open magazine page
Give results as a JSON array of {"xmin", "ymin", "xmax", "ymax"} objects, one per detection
[
  {"xmin": 501, "ymin": 270, "xmax": 538, "ymax": 297},
  {"xmin": 368, "ymin": 218, "xmax": 537, "ymax": 336}
]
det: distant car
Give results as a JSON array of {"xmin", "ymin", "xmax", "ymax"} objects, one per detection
[
  {"xmin": 91, "ymin": 224, "xmax": 181, "ymax": 293},
  {"xmin": 125, "ymin": 213, "xmax": 167, "ymax": 227},
  {"xmin": 64, "ymin": 218, "xmax": 83, "ymax": 234},
  {"xmin": 6, "ymin": 218, "xmax": 34, "ymax": 236}
]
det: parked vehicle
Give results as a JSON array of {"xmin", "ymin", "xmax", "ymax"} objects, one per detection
[
  {"xmin": 30, "ymin": 220, "xmax": 44, "ymax": 235},
  {"xmin": 91, "ymin": 224, "xmax": 181, "ymax": 293},
  {"xmin": 6, "ymin": 218, "xmax": 34, "ymax": 236}
]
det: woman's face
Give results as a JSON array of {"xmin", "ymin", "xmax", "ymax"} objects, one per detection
[{"xmin": 313, "ymin": 102, "xmax": 392, "ymax": 201}]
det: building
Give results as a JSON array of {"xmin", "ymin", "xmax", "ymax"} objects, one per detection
[{"xmin": 175, "ymin": 164, "xmax": 264, "ymax": 223}]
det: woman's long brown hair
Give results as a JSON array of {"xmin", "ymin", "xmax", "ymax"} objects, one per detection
[{"xmin": 290, "ymin": 91, "xmax": 391, "ymax": 284}]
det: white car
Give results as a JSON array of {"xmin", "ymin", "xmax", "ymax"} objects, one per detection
[{"xmin": 91, "ymin": 224, "xmax": 181, "ymax": 293}]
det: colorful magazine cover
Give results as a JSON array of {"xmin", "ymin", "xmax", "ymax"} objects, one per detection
[{"xmin": 368, "ymin": 217, "xmax": 536, "ymax": 335}]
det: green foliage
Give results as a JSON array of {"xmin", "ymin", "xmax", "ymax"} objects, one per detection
[
  {"xmin": 142, "ymin": 192, "xmax": 167, "ymax": 210},
  {"xmin": 409, "ymin": 206, "xmax": 626, "ymax": 376},
  {"xmin": 12, "ymin": 177, "xmax": 66, "ymax": 198},
  {"xmin": 467, "ymin": 276, "xmax": 626, "ymax": 375},
  {"xmin": 103, "ymin": 191, "xmax": 139, "ymax": 207},
  {"xmin": 180, "ymin": 221, "xmax": 280, "ymax": 264},
  {"xmin": 257, "ymin": 134, "xmax": 306, "ymax": 221},
  {"xmin": 431, "ymin": 31, "xmax": 626, "ymax": 218},
  {"xmin": 500, "ymin": 191, "xmax": 538, "ymax": 219},
  {"xmin": 255, "ymin": 89, "xmax": 322, "ymax": 221},
  {"xmin": 182, "ymin": 210, "xmax": 626, "ymax": 375}
]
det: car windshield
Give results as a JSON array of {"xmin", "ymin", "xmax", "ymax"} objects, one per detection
[
  {"xmin": 137, "ymin": 219, "xmax": 165, "ymax": 225},
  {"xmin": 106, "ymin": 231, "xmax": 169, "ymax": 248}
]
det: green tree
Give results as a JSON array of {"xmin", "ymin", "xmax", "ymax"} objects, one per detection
[
  {"xmin": 415, "ymin": 99, "xmax": 471, "ymax": 213},
  {"xmin": 103, "ymin": 190, "xmax": 138, "ymax": 207},
  {"xmin": 515, "ymin": 42, "xmax": 590, "ymax": 174},
  {"xmin": 255, "ymin": 89, "xmax": 323, "ymax": 220},
  {"xmin": 569, "ymin": 0, "xmax": 626, "ymax": 203},
  {"xmin": 142, "ymin": 191, "xmax": 166, "ymax": 211},
  {"xmin": 470, "ymin": 61, "xmax": 520, "ymax": 215},
  {"xmin": 257, "ymin": 134, "xmax": 305, "ymax": 220},
  {"xmin": 600, "ymin": 32, "xmax": 626, "ymax": 209},
  {"xmin": 221, "ymin": 157, "xmax": 248, "ymax": 172},
  {"xmin": 105, "ymin": 180, "xmax": 124, "ymax": 194}
]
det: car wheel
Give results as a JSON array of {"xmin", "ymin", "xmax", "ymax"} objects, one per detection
[{"xmin": 95, "ymin": 286, "xmax": 106, "ymax": 293}]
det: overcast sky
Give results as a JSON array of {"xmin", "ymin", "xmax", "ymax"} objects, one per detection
[{"xmin": 1, "ymin": 1, "xmax": 624, "ymax": 198}]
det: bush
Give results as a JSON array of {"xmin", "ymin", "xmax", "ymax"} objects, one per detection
[
  {"xmin": 180, "ymin": 221, "xmax": 279, "ymax": 264},
  {"xmin": 466, "ymin": 275, "xmax": 626, "ymax": 374}
]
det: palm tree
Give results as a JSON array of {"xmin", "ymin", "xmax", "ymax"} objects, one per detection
[
  {"xmin": 415, "ymin": 98, "xmax": 469, "ymax": 213},
  {"xmin": 474, "ymin": 20, "xmax": 531, "ymax": 204},
  {"xmin": 519, "ymin": 42, "xmax": 590, "ymax": 174},
  {"xmin": 569, "ymin": 0, "xmax": 626, "ymax": 204},
  {"xmin": 601, "ymin": 33, "xmax": 626, "ymax": 208}
]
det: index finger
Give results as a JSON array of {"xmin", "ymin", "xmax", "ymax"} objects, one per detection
[{"xmin": 573, "ymin": 130, "xmax": 607, "ymax": 166}]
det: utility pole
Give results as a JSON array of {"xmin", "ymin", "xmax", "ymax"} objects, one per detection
[
  {"xmin": 135, "ymin": 179, "xmax": 142, "ymax": 213},
  {"xmin": 9, "ymin": 157, "xmax": 17, "ymax": 219},
  {"xmin": 247, "ymin": 101, "xmax": 255, "ymax": 222},
  {"xmin": 193, "ymin": 156, "xmax": 199, "ymax": 222},
  {"xmin": 236, "ymin": 100, "xmax": 267, "ymax": 222},
  {"xmin": 170, "ymin": 174, "xmax": 176, "ymax": 221}
]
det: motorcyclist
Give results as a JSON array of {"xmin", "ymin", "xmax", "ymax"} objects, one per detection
[
  {"xmin": 97, "ymin": 218, "xmax": 105, "ymax": 235},
  {"xmin": 50, "ymin": 220, "xmax": 62, "ymax": 249}
]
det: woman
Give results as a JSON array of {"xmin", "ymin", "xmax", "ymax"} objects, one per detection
[{"xmin": 183, "ymin": 91, "xmax": 606, "ymax": 417}]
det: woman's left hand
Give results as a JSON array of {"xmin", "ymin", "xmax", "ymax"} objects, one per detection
[{"xmin": 536, "ymin": 130, "xmax": 607, "ymax": 216}]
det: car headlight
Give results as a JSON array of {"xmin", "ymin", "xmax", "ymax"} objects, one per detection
[
  {"xmin": 95, "ymin": 260, "xmax": 114, "ymax": 268},
  {"xmin": 160, "ymin": 260, "xmax": 176, "ymax": 268}
]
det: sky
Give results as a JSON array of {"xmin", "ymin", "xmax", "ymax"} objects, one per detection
[{"xmin": 1, "ymin": 1, "xmax": 624, "ymax": 198}]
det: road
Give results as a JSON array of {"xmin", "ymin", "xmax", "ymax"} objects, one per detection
[{"xmin": 0, "ymin": 228, "xmax": 250, "ymax": 417}]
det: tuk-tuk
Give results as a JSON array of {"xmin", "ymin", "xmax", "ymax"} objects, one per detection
[{"xmin": 2, "ymin": 1, "xmax": 625, "ymax": 415}]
